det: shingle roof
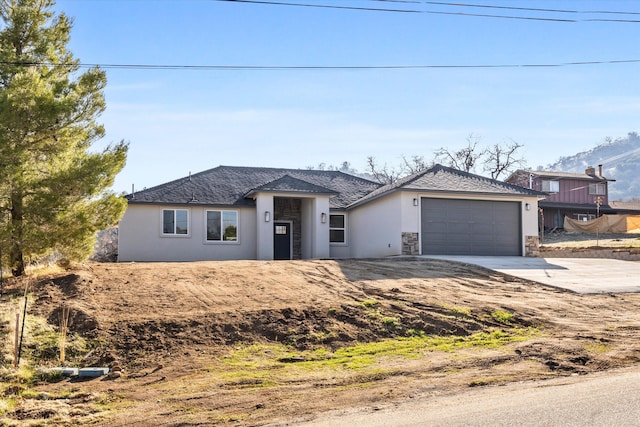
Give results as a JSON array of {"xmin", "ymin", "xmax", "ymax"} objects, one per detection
[
  {"xmin": 349, "ymin": 164, "xmax": 545, "ymax": 208},
  {"xmin": 126, "ymin": 166, "xmax": 380, "ymax": 209},
  {"xmin": 245, "ymin": 175, "xmax": 338, "ymax": 197},
  {"xmin": 127, "ymin": 164, "xmax": 543, "ymax": 210}
]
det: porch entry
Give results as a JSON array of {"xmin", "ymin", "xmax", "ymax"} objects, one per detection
[{"xmin": 274, "ymin": 222, "xmax": 292, "ymax": 260}]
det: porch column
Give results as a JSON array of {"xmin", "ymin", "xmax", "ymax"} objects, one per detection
[
  {"xmin": 312, "ymin": 196, "xmax": 331, "ymax": 258},
  {"xmin": 255, "ymin": 194, "xmax": 274, "ymax": 260}
]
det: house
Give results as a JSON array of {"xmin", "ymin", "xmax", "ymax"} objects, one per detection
[
  {"xmin": 506, "ymin": 165, "xmax": 616, "ymax": 230},
  {"xmin": 609, "ymin": 200, "xmax": 640, "ymax": 215},
  {"xmin": 117, "ymin": 164, "xmax": 545, "ymax": 262}
]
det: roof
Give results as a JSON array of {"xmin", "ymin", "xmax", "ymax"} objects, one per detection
[
  {"xmin": 609, "ymin": 200, "xmax": 640, "ymax": 213},
  {"xmin": 512, "ymin": 169, "xmax": 615, "ymax": 182},
  {"xmin": 539, "ymin": 201, "xmax": 616, "ymax": 213},
  {"xmin": 126, "ymin": 166, "xmax": 380, "ymax": 209},
  {"xmin": 349, "ymin": 164, "xmax": 545, "ymax": 208},
  {"xmin": 244, "ymin": 175, "xmax": 338, "ymax": 198},
  {"xmin": 127, "ymin": 164, "xmax": 543, "ymax": 210}
]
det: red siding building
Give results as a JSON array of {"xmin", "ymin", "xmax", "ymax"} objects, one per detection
[{"xmin": 507, "ymin": 166, "xmax": 615, "ymax": 230}]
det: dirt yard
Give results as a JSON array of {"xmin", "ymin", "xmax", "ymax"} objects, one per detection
[{"xmin": 2, "ymin": 250, "xmax": 640, "ymax": 425}]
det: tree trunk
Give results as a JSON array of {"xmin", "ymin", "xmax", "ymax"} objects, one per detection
[{"xmin": 9, "ymin": 191, "xmax": 25, "ymax": 277}]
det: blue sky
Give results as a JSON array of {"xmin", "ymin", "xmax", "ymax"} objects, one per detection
[{"xmin": 54, "ymin": 0, "xmax": 640, "ymax": 193}]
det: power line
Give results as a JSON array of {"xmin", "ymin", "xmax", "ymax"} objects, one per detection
[
  {"xmin": 3, "ymin": 58, "xmax": 640, "ymax": 71},
  {"xmin": 214, "ymin": 0, "xmax": 640, "ymax": 22},
  {"xmin": 421, "ymin": 1, "xmax": 640, "ymax": 16}
]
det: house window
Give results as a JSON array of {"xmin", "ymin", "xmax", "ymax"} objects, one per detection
[
  {"xmin": 329, "ymin": 214, "xmax": 346, "ymax": 243},
  {"xmin": 541, "ymin": 180, "xmax": 559, "ymax": 193},
  {"xmin": 206, "ymin": 210, "xmax": 238, "ymax": 242},
  {"xmin": 575, "ymin": 214, "xmax": 596, "ymax": 222},
  {"xmin": 588, "ymin": 183, "xmax": 606, "ymax": 195},
  {"xmin": 163, "ymin": 209, "xmax": 189, "ymax": 235}
]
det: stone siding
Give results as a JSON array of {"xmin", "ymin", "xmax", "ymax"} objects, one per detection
[
  {"xmin": 274, "ymin": 198, "xmax": 302, "ymax": 259},
  {"xmin": 525, "ymin": 235, "xmax": 540, "ymax": 257},
  {"xmin": 402, "ymin": 232, "xmax": 420, "ymax": 255}
]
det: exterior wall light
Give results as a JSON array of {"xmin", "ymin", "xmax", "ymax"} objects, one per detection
[
  {"xmin": 413, "ymin": 198, "xmax": 419, "ymax": 207},
  {"xmin": 525, "ymin": 203, "xmax": 531, "ymax": 211},
  {"xmin": 264, "ymin": 211, "xmax": 271, "ymax": 222},
  {"xmin": 321, "ymin": 212, "xmax": 327, "ymax": 223}
]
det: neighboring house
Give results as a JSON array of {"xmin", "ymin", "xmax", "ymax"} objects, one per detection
[
  {"xmin": 609, "ymin": 200, "xmax": 640, "ymax": 215},
  {"xmin": 506, "ymin": 165, "xmax": 616, "ymax": 230},
  {"xmin": 118, "ymin": 164, "xmax": 544, "ymax": 262}
]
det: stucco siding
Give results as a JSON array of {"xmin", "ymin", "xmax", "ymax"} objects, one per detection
[
  {"xmin": 521, "ymin": 196, "xmax": 539, "ymax": 237},
  {"xmin": 118, "ymin": 204, "xmax": 257, "ymax": 262},
  {"xmin": 349, "ymin": 192, "xmax": 403, "ymax": 258}
]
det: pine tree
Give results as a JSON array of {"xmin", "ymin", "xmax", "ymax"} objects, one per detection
[{"xmin": 0, "ymin": 0, "xmax": 128, "ymax": 276}]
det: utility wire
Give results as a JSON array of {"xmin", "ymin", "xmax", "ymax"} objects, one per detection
[
  {"xmin": 421, "ymin": 1, "xmax": 640, "ymax": 16},
  {"xmin": 3, "ymin": 58, "xmax": 640, "ymax": 71},
  {"xmin": 215, "ymin": 0, "xmax": 640, "ymax": 22}
]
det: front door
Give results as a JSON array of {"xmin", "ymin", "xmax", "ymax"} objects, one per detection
[{"xmin": 274, "ymin": 222, "xmax": 292, "ymax": 260}]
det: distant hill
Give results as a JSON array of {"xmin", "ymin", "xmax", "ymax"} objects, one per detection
[{"xmin": 545, "ymin": 132, "xmax": 640, "ymax": 201}]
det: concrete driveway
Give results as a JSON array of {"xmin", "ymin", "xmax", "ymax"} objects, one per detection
[{"xmin": 424, "ymin": 256, "xmax": 640, "ymax": 294}]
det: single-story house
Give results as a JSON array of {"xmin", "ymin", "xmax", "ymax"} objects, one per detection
[{"xmin": 117, "ymin": 164, "xmax": 545, "ymax": 262}]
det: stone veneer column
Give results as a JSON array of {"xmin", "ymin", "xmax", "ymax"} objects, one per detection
[
  {"xmin": 402, "ymin": 232, "xmax": 420, "ymax": 255},
  {"xmin": 525, "ymin": 235, "xmax": 540, "ymax": 257}
]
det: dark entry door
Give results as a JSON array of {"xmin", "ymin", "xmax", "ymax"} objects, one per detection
[{"xmin": 274, "ymin": 222, "xmax": 292, "ymax": 260}]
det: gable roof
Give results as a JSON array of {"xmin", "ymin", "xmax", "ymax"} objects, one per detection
[
  {"xmin": 349, "ymin": 164, "xmax": 545, "ymax": 208},
  {"xmin": 126, "ymin": 166, "xmax": 380, "ymax": 209},
  {"xmin": 127, "ymin": 164, "xmax": 542, "ymax": 210},
  {"xmin": 244, "ymin": 175, "xmax": 338, "ymax": 198}
]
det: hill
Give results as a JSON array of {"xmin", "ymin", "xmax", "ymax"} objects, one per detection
[
  {"xmin": 2, "ymin": 259, "xmax": 640, "ymax": 426},
  {"xmin": 546, "ymin": 132, "xmax": 640, "ymax": 201}
]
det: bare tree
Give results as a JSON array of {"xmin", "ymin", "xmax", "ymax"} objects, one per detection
[
  {"xmin": 306, "ymin": 161, "xmax": 359, "ymax": 175},
  {"xmin": 365, "ymin": 134, "xmax": 526, "ymax": 185},
  {"xmin": 365, "ymin": 156, "xmax": 405, "ymax": 184},
  {"xmin": 434, "ymin": 134, "xmax": 486, "ymax": 173},
  {"xmin": 365, "ymin": 155, "xmax": 433, "ymax": 184},
  {"xmin": 484, "ymin": 139, "xmax": 526, "ymax": 180},
  {"xmin": 401, "ymin": 155, "xmax": 432, "ymax": 175}
]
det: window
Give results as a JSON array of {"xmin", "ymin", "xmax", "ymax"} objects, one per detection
[
  {"xmin": 329, "ymin": 214, "xmax": 346, "ymax": 243},
  {"xmin": 163, "ymin": 209, "xmax": 189, "ymax": 235},
  {"xmin": 575, "ymin": 214, "xmax": 596, "ymax": 222},
  {"xmin": 206, "ymin": 210, "xmax": 238, "ymax": 242},
  {"xmin": 541, "ymin": 180, "xmax": 559, "ymax": 192},
  {"xmin": 588, "ymin": 183, "xmax": 606, "ymax": 195}
]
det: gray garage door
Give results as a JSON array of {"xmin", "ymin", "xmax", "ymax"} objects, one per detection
[{"xmin": 421, "ymin": 198, "xmax": 521, "ymax": 256}]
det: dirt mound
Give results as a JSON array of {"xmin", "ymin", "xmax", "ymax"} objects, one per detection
[
  {"xmin": 3, "ymin": 258, "xmax": 640, "ymax": 426},
  {"xmin": 26, "ymin": 260, "xmax": 538, "ymax": 369}
]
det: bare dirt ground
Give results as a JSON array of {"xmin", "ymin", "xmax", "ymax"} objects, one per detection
[{"xmin": 2, "ymin": 235, "xmax": 640, "ymax": 426}]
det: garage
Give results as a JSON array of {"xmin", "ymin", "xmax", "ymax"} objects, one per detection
[{"xmin": 421, "ymin": 198, "xmax": 522, "ymax": 256}]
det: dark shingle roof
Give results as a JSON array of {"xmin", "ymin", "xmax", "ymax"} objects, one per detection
[
  {"xmin": 245, "ymin": 175, "xmax": 338, "ymax": 197},
  {"xmin": 349, "ymin": 164, "xmax": 545, "ymax": 208},
  {"xmin": 127, "ymin": 166, "xmax": 380, "ymax": 209}
]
